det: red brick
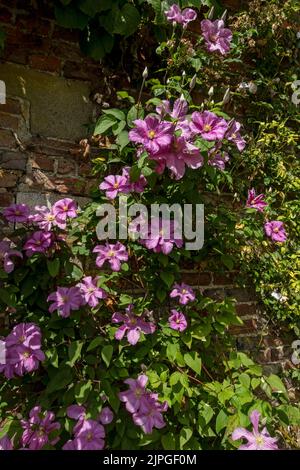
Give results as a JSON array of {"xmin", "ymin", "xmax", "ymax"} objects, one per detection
[
  {"xmin": 0, "ymin": 190, "xmax": 13, "ymax": 206},
  {"xmin": 0, "ymin": 170, "xmax": 20, "ymax": 187},
  {"xmin": 181, "ymin": 272, "xmax": 211, "ymax": 286},
  {"xmin": 226, "ymin": 288, "xmax": 257, "ymax": 302},
  {"xmin": 57, "ymin": 159, "xmax": 77, "ymax": 175},
  {"xmin": 0, "ymin": 98, "xmax": 22, "ymax": 115},
  {"xmin": 0, "ymin": 112, "xmax": 19, "ymax": 131},
  {"xmin": 15, "ymin": 15, "xmax": 52, "ymax": 37},
  {"xmin": 63, "ymin": 61, "xmax": 91, "ymax": 81},
  {"xmin": 202, "ymin": 288, "xmax": 225, "ymax": 301},
  {"xmin": 0, "ymin": 129, "xmax": 16, "ymax": 149},
  {"xmin": 29, "ymin": 55, "xmax": 61, "ymax": 73},
  {"xmin": 236, "ymin": 303, "xmax": 258, "ymax": 317},
  {"xmin": 52, "ymin": 26, "xmax": 79, "ymax": 43},
  {"xmin": 51, "ymin": 42, "xmax": 83, "ymax": 62},
  {"xmin": 29, "ymin": 155, "xmax": 55, "ymax": 172},
  {"xmin": 213, "ymin": 272, "xmax": 238, "ymax": 286}
]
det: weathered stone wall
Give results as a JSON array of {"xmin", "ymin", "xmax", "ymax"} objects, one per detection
[{"xmin": 0, "ymin": 0, "xmax": 295, "ymax": 377}]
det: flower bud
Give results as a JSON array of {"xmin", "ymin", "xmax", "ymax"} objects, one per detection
[
  {"xmin": 142, "ymin": 67, "xmax": 148, "ymax": 79},
  {"xmin": 208, "ymin": 86, "xmax": 214, "ymax": 97},
  {"xmin": 222, "ymin": 87, "xmax": 230, "ymax": 104},
  {"xmin": 189, "ymin": 74, "xmax": 197, "ymax": 91},
  {"xmin": 208, "ymin": 6, "xmax": 214, "ymax": 20},
  {"xmin": 221, "ymin": 9, "xmax": 227, "ymax": 22}
]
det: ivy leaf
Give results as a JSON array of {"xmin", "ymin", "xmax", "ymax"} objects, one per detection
[
  {"xmin": 101, "ymin": 345, "xmax": 114, "ymax": 367},
  {"xmin": 68, "ymin": 341, "xmax": 83, "ymax": 366},
  {"xmin": 94, "ymin": 115, "xmax": 117, "ymax": 135},
  {"xmin": 47, "ymin": 259, "xmax": 60, "ymax": 278},
  {"xmin": 183, "ymin": 352, "xmax": 202, "ymax": 376},
  {"xmin": 78, "ymin": 0, "xmax": 111, "ymax": 16}
]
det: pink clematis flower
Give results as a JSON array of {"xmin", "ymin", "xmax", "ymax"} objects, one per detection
[
  {"xmin": 93, "ymin": 242, "xmax": 128, "ymax": 272},
  {"xmin": 191, "ymin": 111, "xmax": 228, "ymax": 141},
  {"xmin": 0, "ymin": 323, "xmax": 45, "ymax": 379},
  {"xmin": 264, "ymin": 221, "xmax": 287, "ymax": 243},
  {"xmin": 21, "ymin": 406, "xmax": 61, "ymax": 450},
  {"xmin": 77, "ymin": 276, "xmax": 107, "ymax": 308},
  {"xmin": 0, "ymin": 240, "xmax": 23, "ymax": 273},
  {"xmin": 154, "ymin": 136, "xmax": 204, "ymax": 180},
  {"xmin": 23, "ymin": 231, "xmax": 53, "ymax": 257},
  {"xmin": 30, "ymin": 205, "xmax": 66, "ymax": 231},
  {"xmin": 99, "ymin": 174, "xmax": 131, "ymax": 200},
  {"xmin": 52, "ymin": 198, "xmax": 78, "ymax": 223},
  {"xmin": 181, "ymin": 8, "xmax": 197, "ymax": 28},
  {"xmin": 0, "ymin": 435, "xmax": 13, "ymax": 450},
  {"xmin": 112, "ymin": 305, "xmax": 156, "ymax": 346},
  {"xmin": 225, "ymin": 120, "xmax": 246, "ymax": 151},
  {"xmin": 170, "ymin": 283, "xmax": 195, "ymax": 305},
  {"xmin": 232, "ymin": 410, "xmax": 278, "ymax": 450},
  {"xmin": 72, "ymin": 419, "xmax": 105, "ymax": 451},
  {"xmin": 207, "ymin": 147, "xmax": 230, "ymax": 171},
  {"xmin": 119, "ymin": 375, "xmax": 150, "ymax": 413},
  {"xmin": 132, "ymin": 396, "xmax": 168, "ymax": 434},
  {"xmin": 168, "ymin": 310, "xmax": 187, "ymax": 332},
  {"xmin": 246, "ymin": 189, "xmax": 267, "ymax": 213},
  {"xmin": 2, "ymin": 203, "xmax": 31, "ymax": 223},
  {"xmin": 140, "ymin": 217, "xmax": 183, "ymax": 255},
  {"xmin": 201, "ymin": 19, "xmax": 232, "ymax": 55},
  {"xmin": 156, "ymin": 97, "xmax": 188, "ymax": 120},
  {"xmin": 165, "ymin": 4, "xmax": 183, "ymax": 24},
  {"xmin": 129, "ymin": 116, "xmax": 174, "ymax": 155},
  {"xmin": 99, "ymin": 407, "xmax": 114, "ymax": 425},
  {"xmin": 122, "ymin": 167, "xmax": 148, "ymax": 194},
  {"xmin": 47, "ymin": 286, "xmax": 83, "ymax": 318}
]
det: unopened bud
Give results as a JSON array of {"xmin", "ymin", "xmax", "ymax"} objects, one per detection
[
  {"xmin": 190, "ymin": 74, "xmax": 197, "ymax": 91},
  {"xmin": 248, "ymin": 81, "xmax": 257, "ymax": 94},
  {"xmin": 208, "ymin": 86, "xmax": 214, "ymax": 97},
  {"xmin": 142, "ymin": 67, "xmax": 148, "ymax": 79},
  {"xmin": 182, "ymin": 70, "xmax": 186, "ymax": 78},
  {"xmin": 221, "ymin": 9, "xmax": 227, "ymax": 22},
  {"xmin": 208, "ymin": 6, "xmax": 214, "ymax": 20},
  {"xmin": 222, "ymin": 87, "xmax": 230, "ymax": 104}
]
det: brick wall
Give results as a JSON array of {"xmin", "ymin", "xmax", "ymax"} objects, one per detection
[{"xmin": 0, "ymin": 0, "xmax": 295, "ymax": 375}]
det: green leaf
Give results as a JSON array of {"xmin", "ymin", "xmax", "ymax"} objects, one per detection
[
  {"xmin": 215, "ymin": 409, "xmax": 228, "ymax": 433},
  {"xmin": 75, "ymin": 380, "xmax": 92, "ymax": 404},
  {"xmin": 94, "ymin": 114, "xmax": 117, "ymax": 135},
  {"xmin": 0, "ymin": 288, "xmax": 17, "ymax": 307},
  {"xmin": 161, "ymin": 432, "xmax": 176, "ymax": 450},
  {"xmin": 221, "ymin": 254, "xmax": 235, "ymax": 271},
  {"xmin": 101, "ymin": 345, "xmax": 113, "ymax": 367},
  {"xmin": 113, "ymin": 4, "xmax": 141, "ymax": 37},
  {"xmin": 160, "ymin": 271, "xmax": 175, "ymax": 288},
  {"xmin": 87, "ymin": 337, "xmax": 104, "ymax": 352},
  {"xmin": 68, "ymin": 341, "xmax": 83, "ymax": 366},
  {"xmin": 166, "ymin": 342, "xmax": 179, "ymax": 363},
  {"xmin": 130, "ymin": 165, "xmax": 141, "ymax": 182},
  {"xmin": 78, "ymin": 0, "xmax": 111, "ymax": 16},
  {"xmin": 80, "ymin": 28, "xmax": 114, "ymax": 60},
  {"xmin": 47, "ymin": 258, "xmax": 60, "ymax": 278},
  {"xmin": 179, "ymin": 427, "xmax": 193, "ymax": 449},
  {"xmin": 184, "ymin": 352, "xmax": 202, "ymax": 376},
  {"xmin": 46, "ymin": 367, "xmax": 73, "ymax": 394},
  {"xmin": 127, "ymin": 105, "xmax": 144, "ymax": 127},
  {"xmin": 116, "ymin": 131, "xmax": 129, "ymax": 151},
  {"xmin": 55, "ymin": 5, "xmax": 89, "ymax": 30},
  {"xmin": 103, "ymin": 109, "xmax": 126, "ymax": 121},
  {"xmin": 266, "ymin": 374, "xmax": 288, "ymax": 395}
]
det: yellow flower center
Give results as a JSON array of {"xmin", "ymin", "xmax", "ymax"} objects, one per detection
[
  {"xmin": 231, "ymin": 133, "xmax": 236, "ymax": 139},
  {"xmin": 19, "ymin": 335, "xmax": 25, "ymax": 343},
  {"xmin": 108, "ymin": 250, "xmax": 115, "ymax": 257},
  {"xmin": 87, "ymin": 432, "xmax": 93, "ymax": 442},
  {"xmin": 47, "ymin": 215, "xmax": 55, "ymax": 221},
  {"xmin": 182, "ymin": 289, "xmax": 187, "ymax": 294},
  {"xmin": 113, "ymin": 182, "xmax": 119, "ymax": 189},
  {"xmin": 273, "ymin": 227, "xmax": 279, "ymax": 233},
  {"xmin": 148, "ymin": 130, "xmax": 156, "ymax": 139},
  {"xmin": 23, "ymin": 351, "xmax": 30, "ymax": 358},
  {"xmin": 204, "ymin": 124, "xmax": 212, "ymax": 132},
  {"xmin": 15, "ymin": 210, "xmax": 21, "ymax": 215},
  {"xmin": 255, "ymin": 435, "xmax": 264, "ymax": 446},
  {"xmin": 63, "ymin": 206, "xmax": 68, "ymax": 211}
]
